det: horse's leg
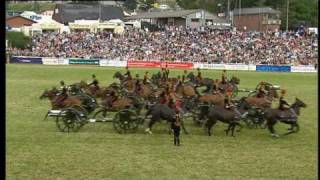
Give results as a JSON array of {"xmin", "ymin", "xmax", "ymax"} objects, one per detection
[
  {"xmin": 225, "ymin": 124, "xmax": 232, "ymax": 135},
  {"xmin": 231, "ymin": 123, "xmax": 236, "ymax": 137},
  {"xmin": 267, "ymin": 120, "xmax": 279, "ymax": 138},
  {"xmin": 235, "ymin": 122, "xmax": 243, "ymax": 132},
  {"xmin": 145, "ymin": 116, "xmax": 157, "ymax": 134},
  {"xmin": 180, "ymin": 118, "xmax": 189, "ymax": 135}
]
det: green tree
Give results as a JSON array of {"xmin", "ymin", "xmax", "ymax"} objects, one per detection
[{"xmin": 6, "ymin": 32, "xmax": 31, "ymax": 49}]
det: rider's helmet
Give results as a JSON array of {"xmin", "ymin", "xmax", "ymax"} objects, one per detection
[
  {"xmin": 60, "ymin": 80, "xmax": 65, "ymax": 86},
  {"xmin": 92, "ymin": 74, "xmax": 96, "ymax": 78}
]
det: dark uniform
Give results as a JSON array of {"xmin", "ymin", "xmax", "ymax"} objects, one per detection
[
  {"xmin": 224, "ymin": 87, "xmax": 233, "ymax": 110},
  {"xmin": 256, "ymin": 85, "xmax": 266, "ymax": 98},
  {"xmin": 135, "ymin": 74, "xmax": 141, "ymax": 94},
  {"xmin": 212, "ymin": 79, "xmax": 219, "ymax": 94},
  {"xmin": 182, "ymin": 70, "xmax": 187, "ymax": 83},
  {"xmin": 279, "ymin": 90, "xmax": 290, "ymax": 111},
  {"xmin": 124, "ymin": 67, "xmax": 132, "ymax": 80},
  {"xmin": 143, "ymin": 71, "xmax": 149, "ymax": 84},
  {"xmin": 108, "ymin": 91, "xmax": 118, "ymax": 108},
  {"xmin": 221, "ymin": 70, "xmax": 227, "ymax": 84},
  {"xmin": 89, "ymin": 74, "xmax": 99, "ymax": 89},
  {"xmin": 171, "ymin": 112, "xmax": 181, "ymax": 146},
  {"xmin": 196, "ymin": 68, "xmax": 202, "ymax": 86},
  {"xmin": 58, "ymin": 81, "xmax": 68, "ymax": 106}
]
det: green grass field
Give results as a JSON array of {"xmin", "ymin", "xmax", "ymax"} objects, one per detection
[{"xmin": 6, "ymin": 64, "xmax": 318, "ymax": 180}]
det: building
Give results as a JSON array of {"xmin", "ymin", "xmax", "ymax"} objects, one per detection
[
  {"xmin": 6, "ymin": 15, "xmax": 37, "ymax": 28},
  {"xmin": 125, "ymin": 9, "xmax": 230, "ymax": 29},
  {"xmin": 52, "ymin": 3, "xmax": 125, "ymax": 25},
  {"xmin": 232, "ymin": 7, "xmax": 281, "ymax": 31}
]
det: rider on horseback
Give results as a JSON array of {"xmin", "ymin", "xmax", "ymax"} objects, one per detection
[
  {"xmin": 221, "ymin": 69, "xmax": 227, "ymax": 84},
  {"xmin": 108, "ymin": 90, "xmax": 118, "ymax": 108},
  {"xmin": 57, "ymin": 81, "xmax": 68, "ymax": 107},
  {"xmin": 256, "ymin": 84, "xmax": 267, "ymax": 98},
  {"xmin": 143, "ymin": 71, "xmax": 149, "ymax": 84},
  {"xmin": 278, "ymin": 89, "xmax": 297, "ymax": 120},
  {"xmin": 173, "ymin": 75, "xmax": 182, "ymax": 92},
  {"xmin": 212, "ymin": 79, "xmax": 220, "ymax": 94},
  {"xmin": 124, "ymin": 66, "xmax": 132, "ymax": 80},
  {"xmin": 88, "ymin": 74, "xmax": 99, "ymax": 90},
  {"xmin": 135, "ymin": 74, "xmax": 142, "ymax": 95},
  {"xmin": 196, "ymin": 68, "xmax": 202, "ymax": 86},
  {"xmin": 224, "ymin": 85, "xmax": 234, "ymax": 109},
  {"xmin": 182, "ymin": 70, "xmax": 187, "ymax": 83},
  {"xmin": 279, "ymin": 89, "xmax": 290, "ymax": 111},
  {"xmin": 59, "ymin": 80, "xmax": 68, "ymax": 93}
]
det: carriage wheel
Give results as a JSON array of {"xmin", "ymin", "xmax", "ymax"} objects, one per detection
[
  {"xmin": 113, "ymin": 109, "xmax": 139, "ymax": 134},
  {"xmin": 71, "ymin": 105, "xmax": 88, "ymax": 126},
  {"xmin": 93, "ymin": 109, "xmax": 111, "ymax": 122},
  {"xmin": 56, "ymin": 108, "xmax": 83, "ymax": 132}
]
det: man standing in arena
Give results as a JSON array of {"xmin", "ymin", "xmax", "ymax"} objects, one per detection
[{"xmin": 171, "ymin": 110, "xmax": 181, "ymax": 146}]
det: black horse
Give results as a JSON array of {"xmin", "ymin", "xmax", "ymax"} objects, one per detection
[
  {"xmin": 144, "ymin": 103, "xmax": 190, "ymax": 134},
  {"xmin": 202, "ymin": 100, "xmax": 249, "ymax": 137},
  {"xmin": 263, "ymin": 98, "xmax": 307, "ymax": 137}
]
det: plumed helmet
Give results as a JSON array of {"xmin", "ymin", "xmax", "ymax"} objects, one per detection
[{"xmin": 60, "ymin": 80, "xmax": 65, "ymax": 85}]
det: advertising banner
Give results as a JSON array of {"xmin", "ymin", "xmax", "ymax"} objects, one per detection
[
  {"xmin": 69, "ymin": 58, "xmax": 99, "ymax": 65},
  {"xmin": 127, "ymin": 61, "xmax": 194, "ymax": 69},
  {"xmin": 225, "ymin": 64, "xmax": 250, "ymax": 71},
  {"xmin": 256, "ymin": 65, "xmax": 291, "ymax": 72},
  {"xmin": 291, "ymin": 66, "xmax": 317, "ymax": 72},
  {"xmin": 100, "ymin": 59, "xmax": 127, "ymax": 67},
  {"xmin": 127, "ymin": 61, "xmax": 161, "ymax": 68},
  {"xmin": 161, "ymin": 61, "xmax": 193, "ymax": 69},
  {"xmin": 42, "ymin": 57, "xmax": 59, "ymax": 65},
  {"xmin": 10, "ymin": 56, "xmax": 43, "ymax": 64}
]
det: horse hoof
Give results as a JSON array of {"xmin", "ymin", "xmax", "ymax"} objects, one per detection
[{"xmin": 271, "ymin": 134, "xmax": 279, "ymax": 138}]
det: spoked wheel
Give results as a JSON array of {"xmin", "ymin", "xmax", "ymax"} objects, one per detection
[
  {"xmin": 93, "ymin": 109, "xmax": 112, "ymax": 122},
  {"xmin": 113, "ymin": 109, "xmax": 140, "ymax": 134},
  {"xmin": 56, "ymin": 108, "xmax": 83, "ymax": 132}
]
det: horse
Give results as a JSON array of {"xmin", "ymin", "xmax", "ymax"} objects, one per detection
[
  {"xmin": 40, "ymin": 88, "xmax": 84, "ymax": 120},
  {"xmin": 263, "ymin": 98, "xmax": 307, "ymax": 138},
  {"xmin": 198, "ymin": 93, "xmax": 225, "ymax": 106},
  {"xmin": 144, "ymin": 102, "xmax": 192, "ymax": 135},
  {"xmin": 186, "ymin": 72, "xmax": 213, "ymax": 92},
  {"xmin": 217, "ymin": 76, "xmax": 240, "ymax": 94},
  {"xmin": 245, "ymin": 87, "xmax": 279, "ymax": 108},
  {"xmin": 202, "ymin": 101, "xmax": 248, "ymax": 137},
  {"xmin": 175, "ymin": 83, "xmax": 197, "ymax": 98}
]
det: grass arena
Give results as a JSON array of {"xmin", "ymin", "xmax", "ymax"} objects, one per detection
[{"xmin": 6, "ymin": 64, "xmax": 317, "ymax": 180}]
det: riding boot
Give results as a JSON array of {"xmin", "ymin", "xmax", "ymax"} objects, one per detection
[
  {"xmin": 177, "ymin": 138, "xmax": 180, "ymax": 146},
  {"xmin": 174, "ymin": 137, "xmax": 177, "ymax": 145}
]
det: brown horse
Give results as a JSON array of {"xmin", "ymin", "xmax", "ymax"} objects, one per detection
[
  {"xmin": 175, "ymin": 83, "xmax": 197, "ymax": 98},
  {"xmin": 40, "ymin": 88, "xmax": 83, "ymax": 119},
  {"xmin": 198, "ymin": 93, "xmax": 225, "ymax": 106},
  {"xmin": 101, "ymin": 96, "xmax": 133, "ymax": 110},
  {"xmin": 245, "ymin": 87, "xmax": 279, "ymax": 108}
]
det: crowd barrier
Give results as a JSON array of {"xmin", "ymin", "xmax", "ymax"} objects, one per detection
[{"xmin": 9, "ymin": 56, "xmax": 317, "ymax": 73}]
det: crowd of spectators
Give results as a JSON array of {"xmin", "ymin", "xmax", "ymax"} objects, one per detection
[{"xmin": 7, "ymin": 27, "xmax": 318, "ymax": 65}]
